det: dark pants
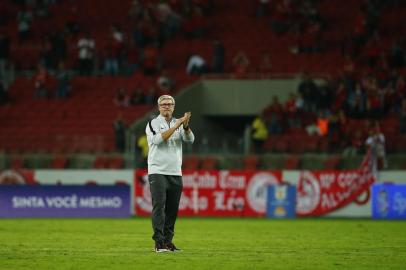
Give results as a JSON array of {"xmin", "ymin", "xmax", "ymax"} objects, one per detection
[{"xmin": 148, "ymin": 174, "xmax": 183, "ymax": 243}]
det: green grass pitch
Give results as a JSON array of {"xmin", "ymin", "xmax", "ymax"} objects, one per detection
[{"xmin": 0, "ymin": 218, "xmax": 405, "ymax": 270}]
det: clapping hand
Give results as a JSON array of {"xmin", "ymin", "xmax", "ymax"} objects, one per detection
[
  {"xmin": 183, "ymin": 112, "xmax": 191, "ymax": 128},
  {"xmin": 174, "ymin": 112, "xmax": 191, "ymax": 129}
]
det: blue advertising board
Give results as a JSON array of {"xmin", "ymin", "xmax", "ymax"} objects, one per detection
[
  {"xmin": 266, "ymin": 184, "xmax": 296, "ymax": 218},
  {"xmin": 0, "ymin": 185, "xmax": 131, "ymax": 218},
  {"xmin": 372, "ymin": 183, "xmax": 406, "ymax": 220}
]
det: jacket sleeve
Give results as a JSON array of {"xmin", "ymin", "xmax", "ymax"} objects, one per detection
[
  {"xmin": 181, "ymin": 125, "xmax": 195, "ymax": 144},
  {"xmin": 146, "ymin": 119, "xmax": 164, "ymax": 145}
]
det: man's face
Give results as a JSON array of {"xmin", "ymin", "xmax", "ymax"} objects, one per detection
[{"xmin": 158, "ymin": 98, "xmax": 175, "ymax": 118}]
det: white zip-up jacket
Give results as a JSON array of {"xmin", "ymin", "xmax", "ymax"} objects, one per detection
[{"xmin": 146, "ymin": 114, "xmax": 195, "ymax": 176}]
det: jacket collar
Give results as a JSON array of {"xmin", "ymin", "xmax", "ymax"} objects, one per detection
[{"xmin": 158, "ymin": 114, "xmax": 175, "ymax": 122}]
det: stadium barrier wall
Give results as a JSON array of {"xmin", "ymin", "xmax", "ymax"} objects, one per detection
[{"xmin": 2, "ymin": 169, "xmax": 406, "ymax": 218}]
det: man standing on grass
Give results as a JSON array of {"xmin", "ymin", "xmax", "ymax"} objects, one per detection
[{"xmin": 146, "ymin": 95, "xmax": 194, "ymax": 252}]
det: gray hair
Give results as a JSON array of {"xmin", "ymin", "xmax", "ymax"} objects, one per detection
[{"xmin": 157, "ymin": 95, "xmax": 175, "ymax": 105}]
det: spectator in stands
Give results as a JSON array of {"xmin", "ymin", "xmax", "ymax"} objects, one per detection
[
  {"xmin": 155, "ymin": 1, "xmax": 182, "ymax": 39},
  {"xmin": 39, "ymin": 35, "xmax": 54, "ymax": 69},
  {"xmin": 270, "ymin": 1, "xmax": 291, "ymax": 36},
  {"xmin": 130, "ymin": 88, "xmax": 145, "ymax": 105},
  {"xmin": 136, "ymin": 133, "xmax": 148, "ymax": 168},
  {"xmin": 182, "ymin": 6, "xmax": 205, "ymax": 39},
  {"xmin": 114, "ymin": 88, "xmax": 130, "ymax": 107},
  {"xmin": 389, "ymin": 38, "xmax": 405, "ymax": 70},
  {"xmin": 284, "ymin": 92, "xmax": 301, "ymax": 129},
  {"xmin": 258, "ymin": 51, "xmax": 272, "ymax": 74},
  {"xmin": 347, "ymin": 83, "xmax": 367, "ymax": 118},
  {"xmin": 0, "ymin": 79, "xmax": 9, "ymax": 105},
  {"xmin": 55, "ymin": 62, "xmax": 71, "ymax": 99},
  {"xmin": 66, "ymin": 3, "xmax": 79, "ymax": 35},
  {"xmin": 366, "ymin": 88, "xmax": 383, "ymax": 120},
  {"xmin": 328, "ymin": 109, "xmax": 341, "ymax": 138},
  {"xmin": 110, "ymin": 24, "xmax": 125, "ymax": 67},
  {"xmin": 295, "ymin": 92, "xmax": 305, "ymax": 112},
  {"xmin": 298, "ymin": 73, "xmax": 319, "ymax": 112},
  {"xmin": 141, "ymin": 44, "xmax": 162, "ymax": 76},
  {"xmin": 103, "ymin": 37, "xmax": 120, "ymax": 76},
  {"xmin": 364, "ymin": 35, "xmax": 382, "ymax": 69},
  {"xmin": 35, "ymin": 0, "xmax": 51, "ymax": 19},
  {"xmin": 365, "ymin": 122, "xmax": 387, "ymax": 170},
  {"xmin": 0, "ymin": 34, "xmax": 10, "ymax": 83},
  {"xmin": 306, "ymin": 111, "xmax": 329, "ymax": 137},
  {"xmin": 194, "ymin": 0, "xmax": 212, "ymax": 15},
  {"xmin": 232, "ymin": 50, "xmax": 250, "ymax": 77},
  {"xmin": 399, "ymin": 99, "xmax": 406, "ymax": 133},
  {"xmin": 186, "ymin": 54, "xmax": 207, "ymax": 75},
  {"xmin": 291, "ymin": 21, "xmax": 322, "ymax": 54},
  {"xmin": 396, "ymin": 76, "xmax": 405, "ymax": 98},
  {"xmin": 383, "ymin": 81, "xmax": 400, "ymax": 114},
  {"xmin": 317, "ymin": 111, "xmax": 330, "ymax": 136},
  {"xmin": 112, "ymin": 24, "xmax": 125, "ymax": 46},
  {"xmin": 250, "ymin": 113, "xmax": 268, "ymax": 153},
  {"xmin": 328, "ymin": 109, "xmax": 347, "ymax": 151},
  {"xmin": 342, "ymin": 53, "xmax": 357, "ymax": 83},
  {"xmin": 17, "ymin": 5, "xmax": 33, "ymax": 42},
  {"xmin": 0, "ymin": 2, "xmax": 11, "ymax": 26},
  {"xmin": 113, "ymin": 113, "xmax": 127, "ymax": 153},
  {"xmin": 128, "ymin": 0, "xmax": 143, "ymax": 22},
  {"xmin": 212, "ymin": 39, "xmax": 225, "ymax": 73},
  {"xmin": 264, "ymin": 96, "xmax": 283, "ymax": 134},
  {"xmin": 51, "ymin": 31, "xmax": 67, "ymax": 69},
  {"xmin": 132, "ymin": 12, "xmax": 158, "ymax": 48},
  {"xmin": 120, "ymin": 40, "xmax": 139, "ymax": 76},
  {"xmin": 145, "ymin": 87, "xmax": 159, "ymax": 105},
  {"xmin": 77, "ymin": 32, "xmax": 95, "ymax": 75},
  {"xmin": 332, "ymin": 81, "xmax": 348, "ymax": 113},
  {"xmin": 256, "ymin": 0, "xmax": 270, "ymax": 17},
  {"xmin": 157, "ymin": 71, "xmax": 175, "ymax": 93},
  {"xmin": 34, "ymin": 63, "xmax": 49, "ymax": 98},
  {"xmin": 342, "ymin": 129, "xmax": 363, "ymax": 157},
  {"xmin": 317, "ymin": 83, "xmax": 333, "ymax": 112}
]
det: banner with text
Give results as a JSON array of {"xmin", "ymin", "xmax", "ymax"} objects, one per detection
[
  {"xmin": 0, "ymin": 185, "xmax": 131, "ymax": 218},
  {"xmin": 296, "ymin": 152, "xmax": 376, "ymax": 216},
  {"xmin": 134, "ymin": 170, "xmax": 282, "ymax": 217}
]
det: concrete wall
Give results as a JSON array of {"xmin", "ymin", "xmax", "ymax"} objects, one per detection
[{"xmin": 201, "ymin": 79, "xmax": 300, "ymax": 115}]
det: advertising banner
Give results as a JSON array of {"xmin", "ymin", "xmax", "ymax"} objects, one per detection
[
  {"xmin": 0, "ymin": 170, "xmax": 35, "ymax": 185},
  {"xmin": 134, "ymin": 169, "xmax": 282, "ymax": 217},
  {"xmin": 296, "ymin": 152, "xmax": 376, "ymax": 216},
  {"xmin": 266, "ymin": 185, "xmax": 296, "ymax": 218},
  {"xmin": 372, "ymin": 183, "xmax": 406, "ymax": 219},
  {"xmin": 0, "ymin": 185, "xmax": 131, "ymax": 218}
]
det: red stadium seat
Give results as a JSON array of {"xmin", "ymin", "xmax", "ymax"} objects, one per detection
[
  {"xmin": 323, "ymin": 156, "xmax": 340, "ymax": 170},
  {"xmin": 10, "ymin": 156, "xmax": 26, "ymax": 170},
  {"xmin": 183, "ymin": 155, "xmax": 201, "ymax": 170},
  {"xmin": 51, "ymin": 155, "xmax": 68, "ymax": 169},
  {"xmin": 109, "ymin": 156, "xmax": 124, "ymax": 169},
  {"xmin": 243, "ymin": 155, "xmax": 259, "ymax": 170},
  {"xmin": 284, "ymin": 155, "xmax": 300, "ymax": 170},
  {"xmin": 93, "ymin": 156, "xmax": 109, "ymax": 169},
  {"xmin": 201, "ymin": 156, "xmax": 218, "ymax": 170}
]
